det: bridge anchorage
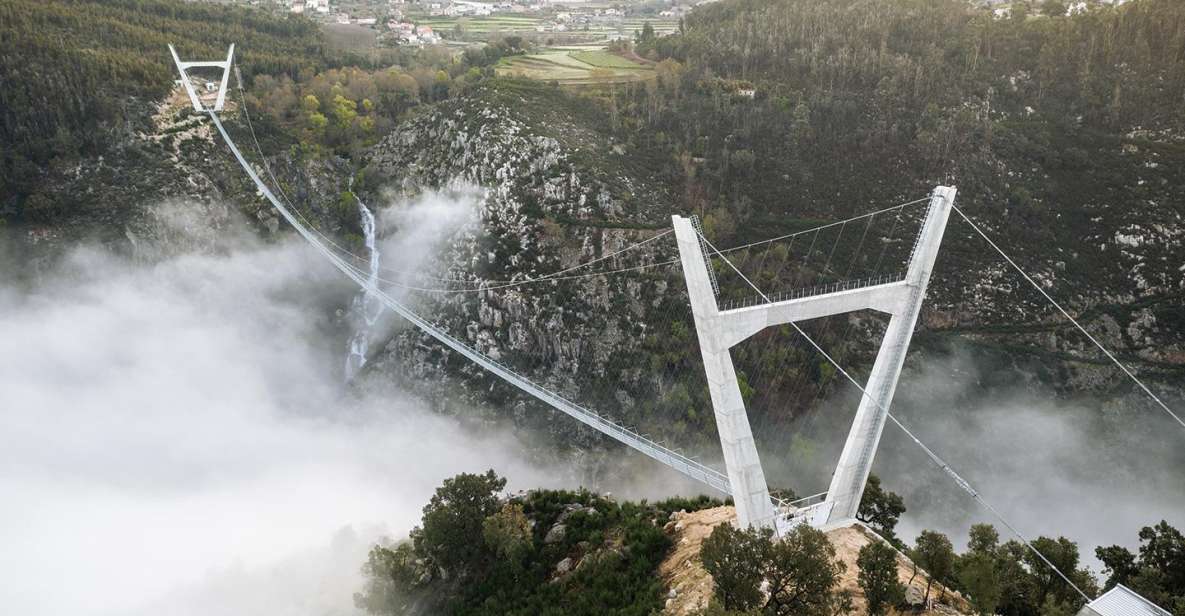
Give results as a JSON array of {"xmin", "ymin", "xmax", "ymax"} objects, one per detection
[{"xmin": 673, "ymin": 187, "xmax": 957, "ymax": 532}]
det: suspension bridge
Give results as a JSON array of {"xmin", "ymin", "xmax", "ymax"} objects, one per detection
[{"xmin": 171, "ymin": 45, "xmax": 1183, "ymax": 611}]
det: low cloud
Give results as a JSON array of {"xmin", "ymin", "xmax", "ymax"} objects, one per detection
[
  {"xmin": 763, "ymin": 343, "xmax": 1185, "ymax": 569},
  {"xmin": 0, "ymin": 197, "xmax": 560, "ymax": 616}
]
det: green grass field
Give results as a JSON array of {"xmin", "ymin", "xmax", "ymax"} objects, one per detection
[
  {"xmin": 496, "ymin": 48, "xmax": 653, "ymax": 87},
  {"xmin": 569, "ymin": 49, "xmax": 646, "ymax": 69}
]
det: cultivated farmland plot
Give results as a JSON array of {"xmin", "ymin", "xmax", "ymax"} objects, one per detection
[{"xmin": 496, "ymin": 48, "xmax": 654, "ymax": 87}]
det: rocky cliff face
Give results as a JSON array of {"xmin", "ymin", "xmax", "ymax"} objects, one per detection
[
  {"xmin": 356, "ymin": 86, "xmax": 701, "ymax": 467},
  {"xmin": 12, "ymin": 81, "xmax": 1179, "ymax": 480},
  {"xmin": 351, "ymin": 84, "xmax": 1183, "ymax": 469}
]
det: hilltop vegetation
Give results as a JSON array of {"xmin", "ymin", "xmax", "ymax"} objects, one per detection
[
  {"xmin": 354, "ymin": 469, "xmax": 726, "ymax": 615},
  {"xmin": 358, "ymin": 470, "xmax": 1185, "ymax": 616}
]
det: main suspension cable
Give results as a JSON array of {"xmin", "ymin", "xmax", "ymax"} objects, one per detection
[
  {"xmin": 697, "ymin": 228, "xmax": 1093, "ymax": 603},
  {"xmin": 952, "ymin": 205, "xmax": 1185, "ymax": 432},
  {"xmin": 714, "ymin": 195, "xmax": 932, "ymax": 255}
]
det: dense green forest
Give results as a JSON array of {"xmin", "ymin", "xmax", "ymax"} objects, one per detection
[
  {"xmin": 0, "ymin": 0, "xmax": 536, "ymax": 222},
  {"xmin": 627, "ymin": 0, "xmax": 1185, "ymax": 198},
  {"xmin": 0, "ymin": 0, "xmax": 334, "ymax": 215},
  {"xmin": 611, "ymin": 0, "xmax": 1185, "ymax": 291},
  {"xmin": 556, "ymin": 0, "xmax": 1185, "ymax": 443}
]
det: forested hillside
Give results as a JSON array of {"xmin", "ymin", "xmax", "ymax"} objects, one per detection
[
  {"xmin": 0, "ymin": 0, "xmax": 329, "ymax": 221},
  {"xmin": 614, "ymin": 0, "xmax": 1185, "ymax": 297},
  {"xmin": 596, "ymin": 0, "xmax": 1185, "ymax": 405},
  {"xmin": 358, "ymin": 0, "xmax": 1185, "ymax": 480}
]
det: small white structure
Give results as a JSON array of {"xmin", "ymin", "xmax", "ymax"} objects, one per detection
[
  {"xmin": 1077, "ymin": 585, "xmax": 1171, "ymax": 616},
  {"xmin": 168, "ymin": 44, "xmax": 234, "ymax": 113},
  {"xmin": 673, "ymin": 187, "xmax": 958, "ymax": 530}
]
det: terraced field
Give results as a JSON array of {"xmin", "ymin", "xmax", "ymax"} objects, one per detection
[
  {"xmin": 569, "ymin": 49, "xmax": 647, "ymax": 69},
  {"xmin": 416, "ymin": 14, "xmax": 541, "ymax": 34},
  {"xmin": 496, "ymin": 48, "xmax": 653, "ymax": 87},
  {"xmin": 410, "ymin": 13, "xmax": 678, "ymax": 40}
]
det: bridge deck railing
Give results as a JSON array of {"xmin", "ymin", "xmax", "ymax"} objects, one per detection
[{"xmin": 717, "ymin": 272, "xmax": 907, "ymax": 312}]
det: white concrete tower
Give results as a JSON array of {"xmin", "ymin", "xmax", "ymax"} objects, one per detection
[
  {"xmin": 823, "ymin": 186, "xmax": 956, "ymax": 524},
  {"xmin": 673, "ymin": 186, "xmax": 956, "ymax": 529},
  {"xmin": 673, "ymin": 217, "xmax": 779, "ymax": 530},
  {"xmin": 168, "ymin": 43, "xmax": 235, "ymax": 112}
]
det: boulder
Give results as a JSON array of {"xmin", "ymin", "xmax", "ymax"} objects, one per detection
[{"xmin": 544, "ymin": 523, "xmax": 567, "ymax": 544}]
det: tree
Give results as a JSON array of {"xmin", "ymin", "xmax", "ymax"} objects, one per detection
[
  {"xmin": 482, "ymin": 502, "xmax": 532, "ymax": 566},
  {"xmin": 996, "ymin": 539, "xmax": 1043, "ymax": 616},
  {"xmin": 703, "ymin": 523, "xmax": 848, "ymax": 616},
  {"xmin": 968, "ymin": 523, "xmax": 1000, "ymax": 555},
  {"xmin": 858, "ymin": 474, "xmax": 906, "ymax": 545},
  {"xmin": 701, "ymin": 523, "xmax": 768, "ymax": 611},
  {"xmin": 412, "ymin": 469, "xmax": 506, "ymax": 577},
  {"xmin": 307, "ymin": 111, "xmax": 327, "ymax": 132},
  {"xmin": 302, "ymin": 94, "xmax": 320, "ymax": 114},
  {"xmin": 913, "ymin": 530, "xmax": 955, "ymax": 606},
  {"xmin": 1096, "ymin": 544, "xmax": 1138, "ymax": 590},
  {"xmin": 764, "ymin": 525, "xmax": 850, "ymax": 616},
  {"xmin": 858, "ymin": 540, "xmax": 905, "ymax": 616},
  {"xmin": 21, "ymin": 191, "xmax": 56, "ymax": 222},
  {"xmin": 959, "ymin": 523, "xmax": 1004, "ymax": 615},
  {"xmin": 960, "ymin": 551, "xmax": 1002, "ymax": 615},
  {"xmin": 1041, "ymin": 0, "xmax": 1068, "ymax": 17},
  {"xmin": 1098, "ymin": 521, "xmax": 1185, "ymax": 611},
  {"xmin": 355, "ymin": 543, "xmax": 422, "ymax": 614},
  {"xmin": 332, "ymin": 94, "xmax": 358, "ymax": 129},
  {"xmin": 635, "ymin": 21, "xmax": 656, "ymax": 47},
  {"xmin": 1137, "ymin": 521, "xmax": 1185, "ymax": 595},
  {"xmin": 1025, "ymin": 536, "xmax": 1094, "ymax": 610}
]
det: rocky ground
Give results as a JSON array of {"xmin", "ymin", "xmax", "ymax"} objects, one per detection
[{"xmin": 660, "ymin": 506, "xmax": 972, "ymax": 616}]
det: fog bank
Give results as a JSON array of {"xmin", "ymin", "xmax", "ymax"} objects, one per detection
[
  {"xmin": 0, "ymin": 195, "xmax": 562, "ymax": 616},
  {"xmin": 770, "ymin": 344, "xmax": 1185, "ymax": 568}
]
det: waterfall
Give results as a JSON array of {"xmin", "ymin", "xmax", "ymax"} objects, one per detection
[{"xmin": 344, "ymin": 192, "xmax": 383, "ymax": 381}]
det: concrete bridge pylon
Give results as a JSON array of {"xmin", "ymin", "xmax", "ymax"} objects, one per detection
[{"xmin": 673, "ymin": 186, "xmax": 957, "ymax": 529}]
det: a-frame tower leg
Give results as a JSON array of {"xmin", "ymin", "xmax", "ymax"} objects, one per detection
[
  {"xmin": 674, "ymin": 186, "xmax": 956, "ymax": 530},
  {"xmin": 673, "ymin": 218, "xmax": 778, "ymax": 530},
  {"xmin": 823, "ymin": 186, "xmax": 955, "ymax": 524}
]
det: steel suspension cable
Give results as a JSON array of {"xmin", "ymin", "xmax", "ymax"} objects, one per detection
[
  {"xmin": 697, "ymin": 228, "xmax": 1093, "ymax": 604},
  {"xmin": 714, "ymin": 196, "xmax": 932, "ymax": 255},
  {"xmin": 952, "ymin": 205, "xmax": 1185, "ymax": 432},
  {"xmin": 207, "ymin": 109, "xmax": 736, "ymax": 494}
]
